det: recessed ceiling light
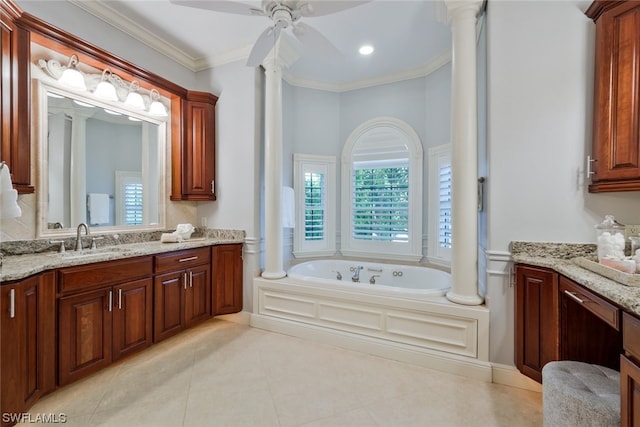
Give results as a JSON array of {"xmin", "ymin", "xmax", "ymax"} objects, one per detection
[{"xmin": 359, "ymin": 45, "xmax": 374, "ymax": 55}]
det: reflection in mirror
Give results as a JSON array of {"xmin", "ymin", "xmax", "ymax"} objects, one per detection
[{"xmin": 38, "ymin": 82, "xmax": 166, "ymax": 236}]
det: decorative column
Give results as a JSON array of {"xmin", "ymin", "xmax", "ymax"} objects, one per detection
[
  {"xmin": 261, "ymin": 40, "xmax": 299, "ymax": 279},
  {"xmin": 445, "ymin": 0, "xmax": 484, "ymax": 305}
]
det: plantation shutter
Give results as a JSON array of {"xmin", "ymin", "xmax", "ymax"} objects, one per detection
[
  {"xmin": 352, "ymin": 160, "xmax": 409, "ymax": 243},
  {"xmin": 124, "ymin": 182, "xmax": 143, "ymax": 225},
  {"xmin": 304, "ymin": 172, "xmax": 324, "ymax": 240},
  {"xmin": 438, "ymin": 164, "xmax": 452, "ymax": 249}
]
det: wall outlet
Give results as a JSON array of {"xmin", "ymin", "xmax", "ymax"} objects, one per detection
[
  {"xmin": 625, "ymin": 225, "xmax": 640, "ymax": 238},
  {"xmin": 200, "ymin": 217, "xmax": 207, "ymax": 228}
]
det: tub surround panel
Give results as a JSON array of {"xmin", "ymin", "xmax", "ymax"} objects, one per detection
[{"xmin": 253, "ymin": 276, "xmax": 490, "ymax": 374}]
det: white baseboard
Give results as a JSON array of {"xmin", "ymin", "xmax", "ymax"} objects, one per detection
[
  {"xmin": 491, "ymin": 363, "xmax": 542, "ymax": 392},
  {"xmin": 250, "ymin": 313, "xmax": 492, "ymax": 383}
]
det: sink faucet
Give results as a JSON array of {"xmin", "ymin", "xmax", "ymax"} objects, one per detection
[
  {"xmin": 75, "ymin": 223, "xmax": 90, "ymax": 251},
  {"xmin": 351, "ymin": 266, "xmax": 364, "ymax": 282}
]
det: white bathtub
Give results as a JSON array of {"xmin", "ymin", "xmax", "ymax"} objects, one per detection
[
  {"xmin": 251, "ymin": 259, "xmax": 491, "ymax": 381},
  {"xmin": 287, "ymin": 260, "xmax": 451, "ymax": 300}
]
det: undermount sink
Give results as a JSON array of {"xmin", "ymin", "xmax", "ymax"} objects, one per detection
[{"xmin": 48, "ymin": 247, "xmax": 131, "ymax": 260}]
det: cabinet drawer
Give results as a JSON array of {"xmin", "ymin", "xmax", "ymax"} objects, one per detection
[
  {"xmin": 58, "ymin": 256, "xmax": 153, "ymax": 294},
  {"xmin": 559, "ymin": 276, "xmax": 620, "ymax": 330},
  {"xmin": 154, "ymin": 247, "xmax": 210, "ymax": 273},
  {"xmin": 623, "ymin": 312, "xmax": 640, "ymax": 360}
]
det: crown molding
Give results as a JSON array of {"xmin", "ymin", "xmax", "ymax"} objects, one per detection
[
  {"xmin": 66, "ymin": 0, "xmax": 452, "ymax": 92},
  {"xmin": 283, "ymin": 49, "xmax": 452, "ymax": 93}
]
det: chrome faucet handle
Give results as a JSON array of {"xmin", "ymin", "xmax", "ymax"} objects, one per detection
[
  {"xmin": 369, "ymin": 275, "xmax": 380, "ymax": 284},
  {"xmin": 332, "ymin": 270, "xmax": 342, "ymax": 280},
  {"xmin": 91, "ymin": 236, "xmax": 104, "ymax": 250},
  {"xmin": 50, "ymin": 240, "xmax": 66, "ymax": 253}
]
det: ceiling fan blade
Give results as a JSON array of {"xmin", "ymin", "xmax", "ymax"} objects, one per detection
[
  {"xmin": 247, "ymin": 26, "xmax": 282, "ymax": 66},
  {"xmin": 296, "ymin": 0, "xmax": 370, "ymax": 17},
  {"xmin": 169, "ymin": 0, "xmax": 264, "ymax": 16},
  {"xmin": 292, "ymin": 22, "xmax": 340, "ymax": 60}
]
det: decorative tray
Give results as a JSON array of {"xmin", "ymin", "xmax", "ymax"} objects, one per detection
[{"xmin": 574, "ymin": 257, "xmax": 640, "ymax": 287}]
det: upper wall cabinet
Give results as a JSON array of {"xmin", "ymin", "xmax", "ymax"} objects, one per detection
[
  {"xmin": 0, "ymin": 0, "xmax": 33, "ymax": 194},
  {"xmin": 171, "ymin": 91, "xmax": 217, "ymax": 201},
  {"xmin": 587, "ymin": 1, "xmax": 640, "ymax": 192}
]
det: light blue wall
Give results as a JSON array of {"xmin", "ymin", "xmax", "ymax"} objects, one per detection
[{"xmin": 283, "ymin": 67, "xmax": 452, "ymax": 261}]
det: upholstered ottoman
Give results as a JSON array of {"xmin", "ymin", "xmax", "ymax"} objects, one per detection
[{"xmin": 542, "ymin": 361, "xmax": 620, "ymax": 427}]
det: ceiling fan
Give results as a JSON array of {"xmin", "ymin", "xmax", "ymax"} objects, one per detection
[{"xmin": 169, "ymin": 0, "xmax": 369, "ymax": 66}]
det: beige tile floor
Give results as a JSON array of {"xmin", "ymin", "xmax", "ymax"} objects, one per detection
[{"xmin": 20, "ymin": 319, "xmax": 542, "ymax": 427}]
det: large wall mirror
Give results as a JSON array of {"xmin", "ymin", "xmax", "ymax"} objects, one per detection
[{"xmin": 35, "ymin": 79, "xmax": 167, "ymax": 237}]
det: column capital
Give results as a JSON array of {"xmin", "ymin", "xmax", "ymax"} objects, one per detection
[{"xmin": 444, "ymin": 0, "xmax": 484, "ymax": 21}]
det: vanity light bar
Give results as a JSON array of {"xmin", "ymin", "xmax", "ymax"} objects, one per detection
[{"xmin": 41, "ymin": 54, "xmax": 168, "ymax": 118}]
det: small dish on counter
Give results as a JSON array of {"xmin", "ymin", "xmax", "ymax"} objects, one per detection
[{"xmin": 574, "ymin": 257, "xmax": 640, "ymax": 287}]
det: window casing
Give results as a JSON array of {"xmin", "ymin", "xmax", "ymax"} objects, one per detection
[
  {"xmin": 293, "ymin": 154, "xmax": 336, "ymax": 257},
  {"xmin": 341, "ymin": 118, "xmax": 423, "ymax": 261},
  {"xmin": 428, "ymin": 144, "xmax": 452, "ymax": 266}
]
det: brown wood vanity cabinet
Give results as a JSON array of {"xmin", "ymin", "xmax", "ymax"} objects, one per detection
[
  {"xmin": 515, "ymin": 265, "xmax": 560, "ymax": 382},
  {"xmin": 57, "ymin": 257, "xmax": 153, "ymax": 386},
  {"xmin": 587, "ymin": 1, "xmax": 640, "ymax": 192},
  {"xmin": 0, "ymin": 0, "xmax": 33, "ymax": 194},
  {"xmin": 622, "ymin": 312, "xmax": 640, "ymax": 426},
  {"xmin": 154, "ymin": 247, "xmax": 211, "ymax": 342},
  {"xmin": 0, "ymin": 272, "xmax": 55, "ymax": 427},
  {"xmin": 212, "ymin": 244, "xmax": 243, "ymax": 315},
  {"xmin": 171, "ymin": 91, "xmax": 218, "ymax": 201}
]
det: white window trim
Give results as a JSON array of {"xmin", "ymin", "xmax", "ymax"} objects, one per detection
[
  {"xmin": 341, "ymin": 117, "xmax": 423, "ymax": 262},
  {"xmin": 427, "ymin": 143, "xmax": 452, "ymax": 267},
  {"xmin": 293, "ymin": 153, "xmax": 337, "ymax": 258}
]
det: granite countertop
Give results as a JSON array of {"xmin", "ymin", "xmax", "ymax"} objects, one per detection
[
  {"xmin": 1, "ymin": 229, "xmax": 245, "ymax": 283},
  {"xmin": 511, "ymin": 241, "xmax": 640, "ymax": 317}
]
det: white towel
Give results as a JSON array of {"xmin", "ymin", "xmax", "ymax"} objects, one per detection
[
  {"xmin": 87, "ymin": 193, "xmax": 110, "ymax": 225},
  {"xmin": 0, "ymin": 164, "xmax": 21, "ymax": 219},
  {"xmin": 282, "ymin": 186, "xmax": 295, "ymax": 228}
]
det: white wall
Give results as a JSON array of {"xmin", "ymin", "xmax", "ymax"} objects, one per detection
[
  {"xmin": 486, "ymin": 0, "xmax": 640, "ymax": 365},
  {"xmin": 195, "ymin": 62, "xmax": 262, "ymax": 312}
]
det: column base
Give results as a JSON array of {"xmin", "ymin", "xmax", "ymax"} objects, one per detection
[
  {"xmin": 261, "ymin": 270, "xmax": 287, "ymax": 280},
  {"xmin": 446, "ymin": 290, "xmax": 484, "ymax": 306}
]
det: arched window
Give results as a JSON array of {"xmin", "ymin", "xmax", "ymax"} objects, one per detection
[{"xmin": 341, "ymin": 118, "xmax": 423, "ymax": 261}]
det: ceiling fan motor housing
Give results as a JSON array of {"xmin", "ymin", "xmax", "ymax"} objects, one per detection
[{"xmin": 270, "ymin": 5, "xmax": 295, "ymax": 29}]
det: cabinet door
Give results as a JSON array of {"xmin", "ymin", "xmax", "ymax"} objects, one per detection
[
  {"xmin": 588, "ymin": 2, "xmax": 640, "ymax": 191},
  {"xmin": 1, "ymin": 273, "xmax": 55, "ymax": 425},
  {"xmin": 113, "ymin": 278, "xmax": 153, "ymax": 361},
  {"xmin": 0, "ymin": 5, "xmax": 32, "ymax": 194},
  {"xmin": 621, "ymin": 355, "xmax": 640, "ymax": 427},
  {"xmin": 184, "ymin": 264, "xmax": 211, "ymax": 327},
  {"xmin": 515, "ymin": 265, "xmax": 559, "ymax": 383},
  {"xmin": 154, "ymin": 271, "xmax": 185, "ymax": 342},
  {"xmin": 171, "ymin": 91, "xmax": 217, "ymax": 201},
  {"xmin": 212, "ymin": 244, "xmax": 243, "ymax": 315},
  {"xmin": 58, "ymin": 287, "xmax": 112, "ymax": 386}
]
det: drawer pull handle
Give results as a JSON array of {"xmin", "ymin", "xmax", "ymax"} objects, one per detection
[
  {"xmin": 179, "ymin": 256, "xmax": 198, "ymax": 263},
  {"xmin": 9, "ymin": 289, "xmax": 15, "ymax": 319},
  {"xmin": 564, "ymin": 290, "xmax": 586, "ymax": 304}
]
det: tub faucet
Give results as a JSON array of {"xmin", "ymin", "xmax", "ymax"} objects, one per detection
[
  {"xmin": 351, "ymin": 266, "xmax": 364, "ymax": 282},
  {"xmin": 75, "ymin": 223, "xmax": 90, "ymax": 251},
  {"xmin": 369, "ymin": 275, "xmax": 380, "ymax": 285},
  {"xmin": 333, "ymin": 271, "xmax": 342, "ymax": 280}
]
